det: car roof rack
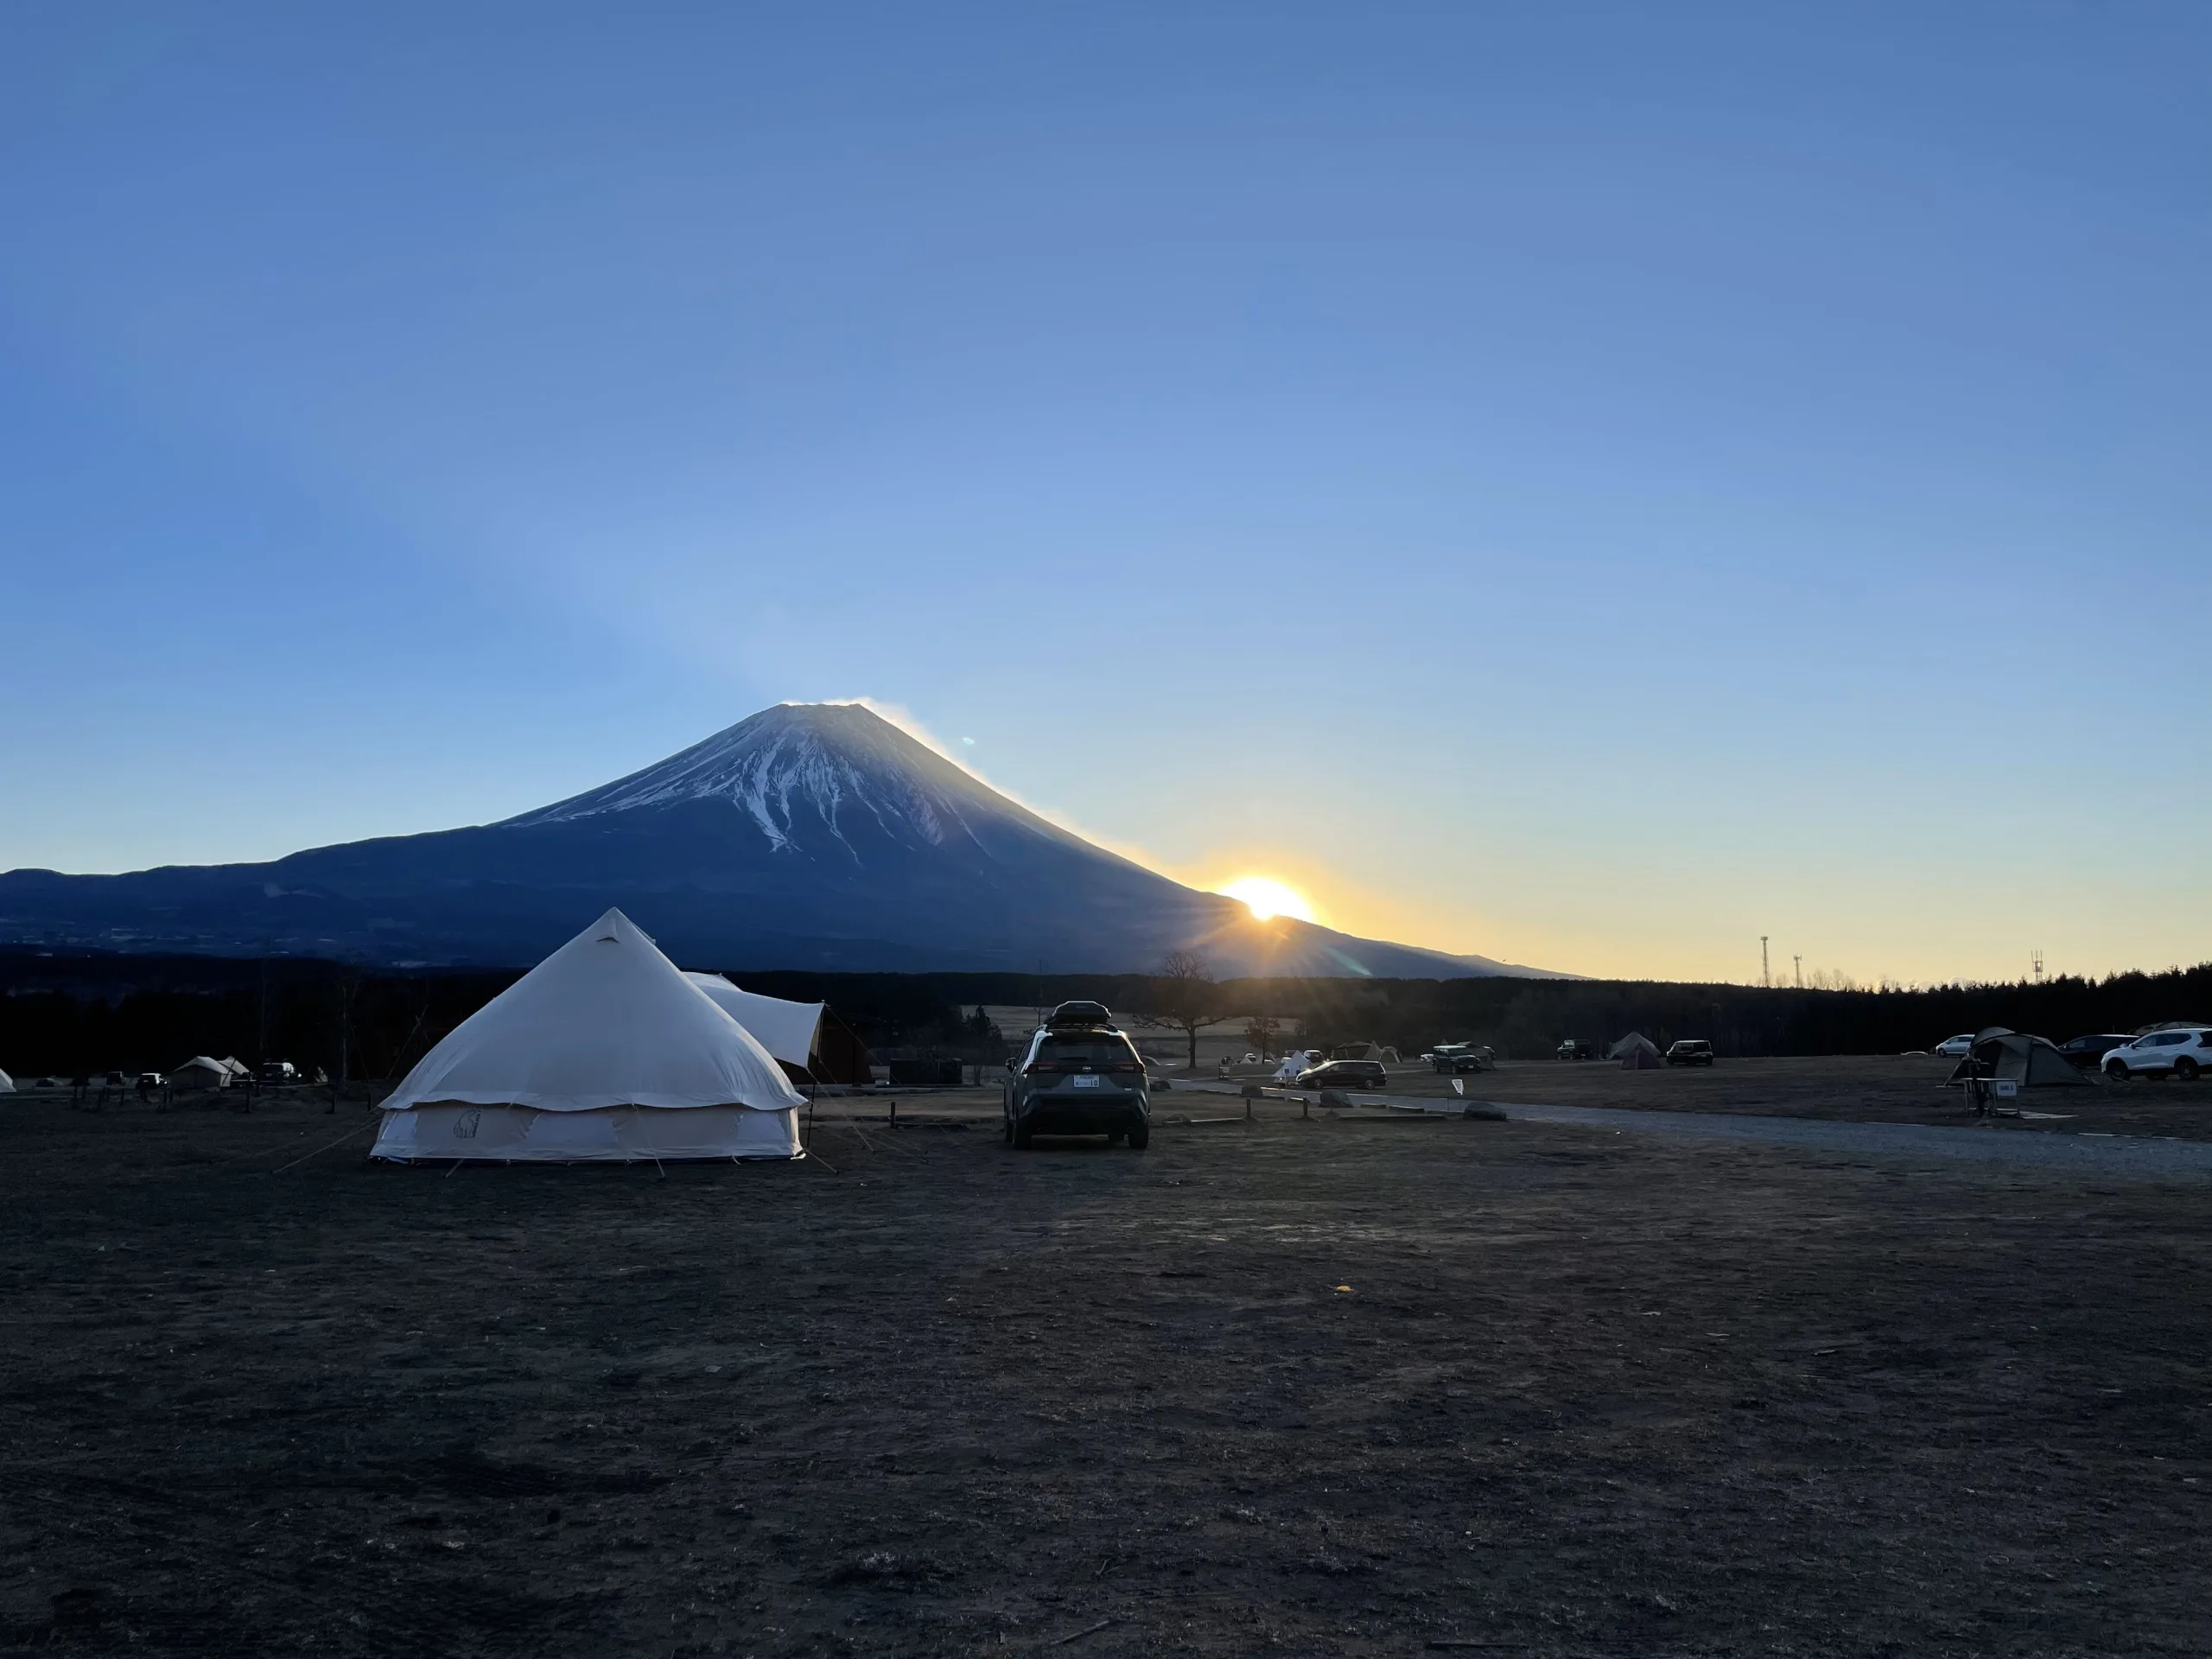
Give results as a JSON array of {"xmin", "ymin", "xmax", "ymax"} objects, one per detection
[{"xmin": 1045, "ymin": 999, "xmax": 1116, "ymax": 1031}]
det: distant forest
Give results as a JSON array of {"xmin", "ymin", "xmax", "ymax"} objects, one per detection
[{"xmin": 3, "ymin": 950, "xmax": 2208, "ymax": 1081}]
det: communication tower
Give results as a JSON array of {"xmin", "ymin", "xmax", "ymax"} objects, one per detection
[
  {"xmin": 2031, "ymin": 949, "xmax": 2044, "ymax": 983},
  {"xmin": 1760, "ymin": 937, "xmax": 1770, "ymax": 988},
  {"xmin": 1793, "ymin": 954, "xmax": 1802, "ymax": 989}
]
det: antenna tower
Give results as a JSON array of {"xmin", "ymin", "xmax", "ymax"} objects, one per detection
[
  {"xmin": 1793, "ymin": 954, "xmax": 1802, "ymax": 989},
  {"xmin": 1760, "ymin": 937, "xmax": 1770, "ymax": 989},
  {"xmin": 2031, "ymin": 949, "xmax": 2044, "ymax": 983}
]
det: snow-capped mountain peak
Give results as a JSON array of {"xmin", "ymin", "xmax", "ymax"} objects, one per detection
[{"xmin": 501, "ymin": 702, "xmax": 1037, "ymax": 860}]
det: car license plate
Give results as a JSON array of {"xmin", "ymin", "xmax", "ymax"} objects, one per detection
[{"xmin": 1071, "ymin": 1074, "xmax": 1103, "ymax": 1089}]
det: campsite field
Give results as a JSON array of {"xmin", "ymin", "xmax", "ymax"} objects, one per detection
[
  {"xmin": 1356, "ymin": 1052, "xmax": 2212, "ymax": 1141},
  {"xmin": 1126, "ymin": 1035, "xmax": 2212, "ymax": 1144},
  {"xmin": 3, "ymin": 1088, "xmax": 2210, "ymax": 1656}
]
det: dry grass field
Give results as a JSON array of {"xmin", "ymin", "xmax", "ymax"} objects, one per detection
[{"xmin": 3, "ymin": 1077, "xmax": 2209, "ymax": 1656}]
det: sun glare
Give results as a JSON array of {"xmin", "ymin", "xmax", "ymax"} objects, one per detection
[{"xmin": 1218, "ymin": 876, "xmax": 1315, "ymax": 925}]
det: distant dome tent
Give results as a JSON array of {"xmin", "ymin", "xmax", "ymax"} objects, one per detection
[
  {"xmin": 1609, "ymin": 1033, "xmax": 1663, "ymax": 1071},
  {"xmin": 0, "ymin": 1069, "xmax": 13, "ymax": 1094},
  {"xmin": 1947, "ymin": 1028, "xmax": 2090, "ymax": 1089},
  {"xmin": 371, "ymin": 908, "xmax": 806, "ymax": 1163}
]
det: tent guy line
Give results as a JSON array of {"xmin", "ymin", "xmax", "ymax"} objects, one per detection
[{"xmin": 266, "ymin": 1118, "xmax": 378, "ymax": 1176}]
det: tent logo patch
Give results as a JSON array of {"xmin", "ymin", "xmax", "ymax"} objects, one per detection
[{"xmin": 453, "ymin": 1109, "xmax": 481, "ymax": 1140}]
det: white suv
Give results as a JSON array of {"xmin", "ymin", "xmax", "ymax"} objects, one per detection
[
  {"xmin": 2102, "ymin": 1028, "xmax": 2212, "ymax": 1082},
  {"xmin": 1932, "ymin": 1033, "xmax": 1976, "ymax": 1058}
]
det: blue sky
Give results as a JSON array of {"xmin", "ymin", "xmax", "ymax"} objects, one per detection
[{"xmin": 3, "ymin": 3, "xmax": 2206, "ymax": 983}]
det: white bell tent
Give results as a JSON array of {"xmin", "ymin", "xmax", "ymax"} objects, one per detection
[
  {"xmin": 681, "ymin": 974, "xmax": 823, "ymax": 1071},
  {"xmin": 0, "ymin": 1069, "xmax": 13, "ymax": 1094},
  {"xmin": 371, "ymin": 908, "xmax": 805, "ymax": 1163}
]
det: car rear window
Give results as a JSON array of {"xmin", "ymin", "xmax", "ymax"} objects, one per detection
[{"xmin": 1038, "ymin": 1037, "xmax": 1136, "ymax": 1065}]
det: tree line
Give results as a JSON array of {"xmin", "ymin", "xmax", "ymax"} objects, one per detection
[
  {"xmin": 0, "ymin": 953, "xmax": 988, "ymax": 1082},
  {"xmin": 3, "ymin": 949, "xmax": 2205, "ymax": 1078},
  {"xmin": 1222, "ymin": 964, "xmax": 2212, "ymax": 1059}
]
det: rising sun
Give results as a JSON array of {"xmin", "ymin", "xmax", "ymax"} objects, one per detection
[{"xmin": 1217, "ymin": 876, "xmax": 1315, "ymax": 924}]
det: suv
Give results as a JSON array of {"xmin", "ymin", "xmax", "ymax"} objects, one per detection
[
  {"xmin": 1931, "ymin": 1033, "xmax": 1975, "ymax": 1058},
  {"xmin": 2056, "ymin": 1033, "xmax": 2135, "ymax": 1070},
  {"xmin": 2102, "ymin": 1027, "xmax": 2212, "ymax": 1082},
  {"xmin": 1293, "ymin": 1058, "xmax": 1388, "ymax": 1092},
  {"xmin": 1556, "ymin": 1039, "xmax": 1599, "ymax": 1062},
  {"xmin": 1431, "ymin": 1043, "xmax": 1492, "ymax": 1074},
  {"xmin": 1664, "ymin": 1039, "xmax": 1714, "ymax": 1066},
  {"xmin": 1005, "ymin": 1016, "xmax": 1150, "ymax": 1149}
]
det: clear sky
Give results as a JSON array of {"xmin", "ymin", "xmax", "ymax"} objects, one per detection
[{"xmin": 3, "ymin": 3, "xmax": 2206, "ymax": 985}]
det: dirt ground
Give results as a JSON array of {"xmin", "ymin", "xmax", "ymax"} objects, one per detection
[{"xmin": 3, "ymin": 1086, "xmax": 2210, "ymax": 1657}]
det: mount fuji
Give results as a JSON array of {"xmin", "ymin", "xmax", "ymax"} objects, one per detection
[{"xmin": 0, "ymin": 703, "xmax": 1548, "ymax": 977}]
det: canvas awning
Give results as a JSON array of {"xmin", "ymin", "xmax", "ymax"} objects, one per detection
[{"xmin": 681, "ymin": 974, "xmax": 823, "ymax": 1071}]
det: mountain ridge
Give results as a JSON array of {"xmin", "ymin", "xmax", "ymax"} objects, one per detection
[{"xmin": 0, "ymin": 704, "xmax": 1562, "ymax": 978}]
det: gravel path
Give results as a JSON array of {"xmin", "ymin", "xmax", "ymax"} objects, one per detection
[
  {"xmin": 1179, "ymin": 1083, "xmax": 2212, "ymax": 1180},
  {"xmin": 1484, "ymin": 1097, "xmax": 2212, "ymax": 1179}
]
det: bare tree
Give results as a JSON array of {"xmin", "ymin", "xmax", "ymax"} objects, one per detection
[
  {"xmin": 1243, "ymin": 1013, "xmax": 1280, "ymax": 1060},
  {"xmin": 1141, "ymin": 950, "xmax": 1229, "ymax": 1071}
]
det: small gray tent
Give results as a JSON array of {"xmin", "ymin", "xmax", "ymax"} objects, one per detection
[
  {"xmin": 1947, "ymin": 1027, "xmax": 2090, "ymax": 1089},
  {"xmin": 1609, "ymin": 1033, "xmax": 1664, "ymax": 1071}
]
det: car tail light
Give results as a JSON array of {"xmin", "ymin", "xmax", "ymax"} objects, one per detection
[
  {"xmin": 1110, "ymin": 1059, "xmax": 1144, "ymax": 1074},
  {"xmin": 1024, "ymin": 1059, "xmax": 1062, "ymax": 1076}
]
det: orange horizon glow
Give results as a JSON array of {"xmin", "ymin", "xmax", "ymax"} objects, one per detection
[{"xmin": 1217, "ymin": 875, "xmax": 1315, "ymax": 924}]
